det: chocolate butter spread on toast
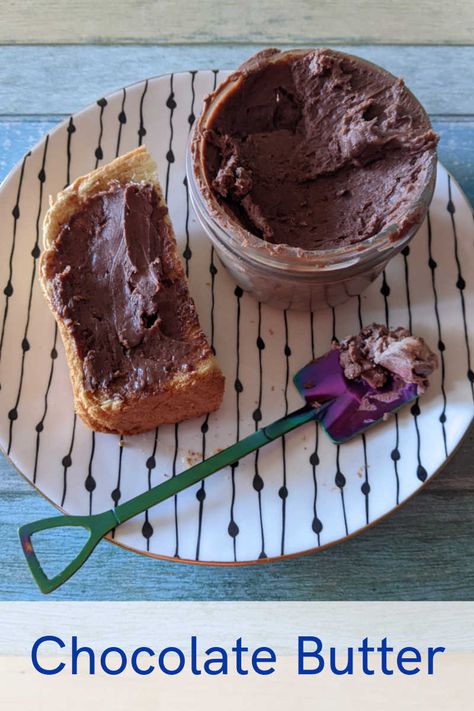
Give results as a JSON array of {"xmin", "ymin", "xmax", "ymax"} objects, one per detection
[
  {"xmin": 46, "ymin": 182, "xmax": 212, "ymax": 394},
  {"xmin": 202, "ymin": 48, "xmax": 437, "ymax": 250}
]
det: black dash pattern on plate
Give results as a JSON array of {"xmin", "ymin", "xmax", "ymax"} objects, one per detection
[
  {"xmin": 331, "ymin": 306, "xmax": 337, "ymax": 342},
  {"xmin": 194, "ymin": 417, "xmax": 209, "ymax": 561},
  {"xmin": 279, "ymin": 310, "xmax": 291, "ymax": 555},
  {"xmin": 335, "ymin": 446, "xmax": 349, "ymax": 536},
  {"xmin": 61, "ymin": 414, "xmax": 77, "ymax": 507},
  {"xmin": 427, "ymin": 211, "xmax": 448, "ymax": 456},
  {"xmin": 0, "ymin": 151, "xmax": 30, "ymax": 376},
  {"xmin": 188, "ymin": 70, "xmax": 197, "ymax": 126},
  {"xmin": 138, "ymin": 80, "xmax": 148, "ymax": 145},
  {"xmin": 309, "ymin": 312, "xmax": 323, "ymax": 543},
  {"xmin": 34, "ymin": 119, "xmax": 76, "ymax": 483},
  {"xmin": 110, "ymin": 435, "xmax": 125, "ymax": 539},
  {"xmin": 398, "ymin": 245, "xmax": 429, "ymax": 484},
  {"xmin": 380, "ymin": 271, "xmax": 391, "ymax": 325},
  {"xmin": 95, "ymin": 98, "xmax": 107, "ymax": 167},
  {"xmin": 164, "ymin": 76, "xmax": 181, "ymax": 558},
  {"xmin": 182, "ymin": 72, "xmax": 198, "ymax": 273},
  {"xmin": 182, "ymin": 174, "xmax": 192, "ymax": 274},
  {"xmin": 447, "ymin": 175, "xmax": 473, "ymax": 400},
  {"xmin": 172, "ymin": 423, "xmax": 180, "ymax": 558},
  {"xmin": 195, "ymin": 222, "xmax": 218, "ymax": 560},
  {"xmin": 379, "ymin": 268, "xmax": 404, "ymax": 503},
  {"xmin": 360, "ymin": 435, "xmax": 370, "ymax": 523},
  {"xmin": 332, "ymin": 311, "xmax": 349, "ymax": 535},
  {"xmin": 356, "ymin": 295, "xmax": 371, "ymax": 523},
  {"xmin": 194, "ymin": 71, "xmax": 219, "ymax": 556},
  {"xmin": 391, "ymin": 419, "xmax": 401, "ymax": 505},
  {"xmin": 401, "ymin": 245, "xmax": 413, "ymax": 328},
  {"xmin": 112, "ymin": 437, "xmax": 125, "ymax": 506},
  {"xmin": 253, "ymin": 302, "xmax": 267, "ymax": 559},
  {"xmin": 194, "ymin": 413, "xmax": 210, "ymax": 561},
  {"xmin": 7, "ymin": 137, "xmax": 49, "ymax": 455},
  {"xmin": 165, "ymin": 74, "xmax": 176, "ymax": 201},
  {"xmin": 84, "ymin": 432, "xmax": 97, "ymax": 515},
  {"xmin": 33, "ymin": 324, "xmax": 58, "ymax": 483},
  {"xmin": 142, "ymin": 428, "xmax": 158, "ymax": 552},
  {"xmin": 115, "ymin": 88, "xmax": 127, "ymax": 158},
  {"xmin": 228, "ymin": 285, "xmax": 243, "ymax": 560},
  {"xmin": 411, "ymin": 400, "xmax": 428, "ymax": 482},
  {"xmin": 65, "ymin": 116, "xmax": 76, "ymax": 186}
]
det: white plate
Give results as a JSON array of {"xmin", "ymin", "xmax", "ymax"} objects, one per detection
[{"xmin": 1, "ymin": 71, "xmax": 473, "ymax": 564}]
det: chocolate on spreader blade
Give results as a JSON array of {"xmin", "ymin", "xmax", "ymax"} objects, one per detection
[{"xmin": 294, "ymin": 349, "xmax": 418, "ymax": 444}]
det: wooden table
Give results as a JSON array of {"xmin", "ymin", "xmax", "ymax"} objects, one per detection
[{"xmin": 0, "ymin": 43, "xmax": 473, "ymax": 600}]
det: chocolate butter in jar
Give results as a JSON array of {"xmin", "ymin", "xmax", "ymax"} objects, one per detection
[{"xmin": 188, "ymin": 48, "xmax": 438, "ymax": 310}]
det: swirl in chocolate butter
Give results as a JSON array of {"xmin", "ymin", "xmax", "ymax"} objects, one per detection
[
  {"xmin": 47, "ymin": 183, "xmax": 211, "ymax": 394},
  {"xmin": 202, "ymin": 49, "xmax": 438, "ymax": 250}
]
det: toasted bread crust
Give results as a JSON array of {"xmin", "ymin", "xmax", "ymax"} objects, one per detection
[{"xmin": 40, "ymin": 146, "xmax": 224, "ymax": 435}]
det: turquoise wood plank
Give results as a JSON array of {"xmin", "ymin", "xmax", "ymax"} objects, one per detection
[
  {"xmin": 0, "ymin": 45, "xmax": 473, "ymax": 116},
  {"xmin": 0, "ymin": 117, "xmax": 473, "ymax": 600},
  {"xmin": 0, "ymin": 120, "xmax": 56, "ymax": 179}
]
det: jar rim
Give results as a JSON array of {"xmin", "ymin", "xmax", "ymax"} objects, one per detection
[{"xmin": 189, "ymin": 48, "xmax": 437, "ymax": 272}]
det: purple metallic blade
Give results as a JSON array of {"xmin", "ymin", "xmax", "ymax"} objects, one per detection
[{"xmin": 294, "ymin": 349, "xmax": 418, "ymax": 444}]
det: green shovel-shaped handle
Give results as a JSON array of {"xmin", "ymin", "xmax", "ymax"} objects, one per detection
[{"xmin": 19, "ymin": 405, "xmax": 318, "ymax": 593}]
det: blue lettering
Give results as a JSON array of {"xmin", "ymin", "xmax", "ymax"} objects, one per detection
[
  {"xmin": 131, "ymin": 647, "xmax": 155, "ymax": 675},
  {"xmin": 31, "ymin": 635, "xmax": 65, "ymax": 675},
  {"xmin": 232, "ymin": 638, "xmax": 249, "ymax": 675},
  {"xmin": 377, "ymin": 637, "xmax": 394, "ymax": 675},
  {"xmin": 358, "ymin": 637, "xmax": 375, "ymax": 676},
  {"xmin": 100, "ymin": 646, "xmax": 127, "ymax": 675},
  {"xmin": 191, "ymin": 636, "xmax": 201, "ymax": 675},
  {"xmin": 158, "ymin": 647, "xmax": 185, "ymax": 675},
  {"xmin": 72, "ymin": 636, "xmax": 95, "ymax": 675},
  {"xmin": 329, "ymin": 647, "xmax": 353, "ymax": 675},
  {"xmin": 298, "ymin": 636, "xmax": 324, "ymax": 674},
  {"xmin": 252, "ymin": 647, "xmax": 276, "ymax": 675},
  {"xmin": 428, "ymin": 647, "xmax": 445, "ymax": 675},
  {"xmin": 397, "ymin": 647, "xmax": 422, "ymax": 675},
  {"xmin": 203, "ymin": 647, "xmax": 228, "ymax": 675}
]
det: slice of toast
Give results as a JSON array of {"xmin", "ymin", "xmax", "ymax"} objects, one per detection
[{"xmin": 40, "ymin": 146, "xmax": 224, "ymax": 435}]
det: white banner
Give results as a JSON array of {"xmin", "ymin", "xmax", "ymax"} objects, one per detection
[{"xmin": 0, "ymin": 602, "xmax": 472, "ymax": 710}]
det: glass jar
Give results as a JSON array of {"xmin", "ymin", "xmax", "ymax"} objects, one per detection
[{"xmin": 187, "ymin": 50, "xmax": 437, "ymax": 311}]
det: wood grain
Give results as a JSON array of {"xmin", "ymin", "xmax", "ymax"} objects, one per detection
[
  {"xmin": 0, "ymin": 45, "xmax": 473, "ymax": 117},
  {"xmin": 2, "ymin": 1, "xmax": 474, "ymax": 45}
]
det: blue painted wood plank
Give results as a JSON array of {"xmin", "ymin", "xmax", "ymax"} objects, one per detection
[
  {"xmin": 0, "ymin": 117, "xmax": 472, "ymax": 600},
  {"xmin": 0, "ymin": 120, "xmax": 57, "ymax": 181},
  {"xmin": 0, "ymin": 45, "xmax": 473, "ymax": 116}
]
